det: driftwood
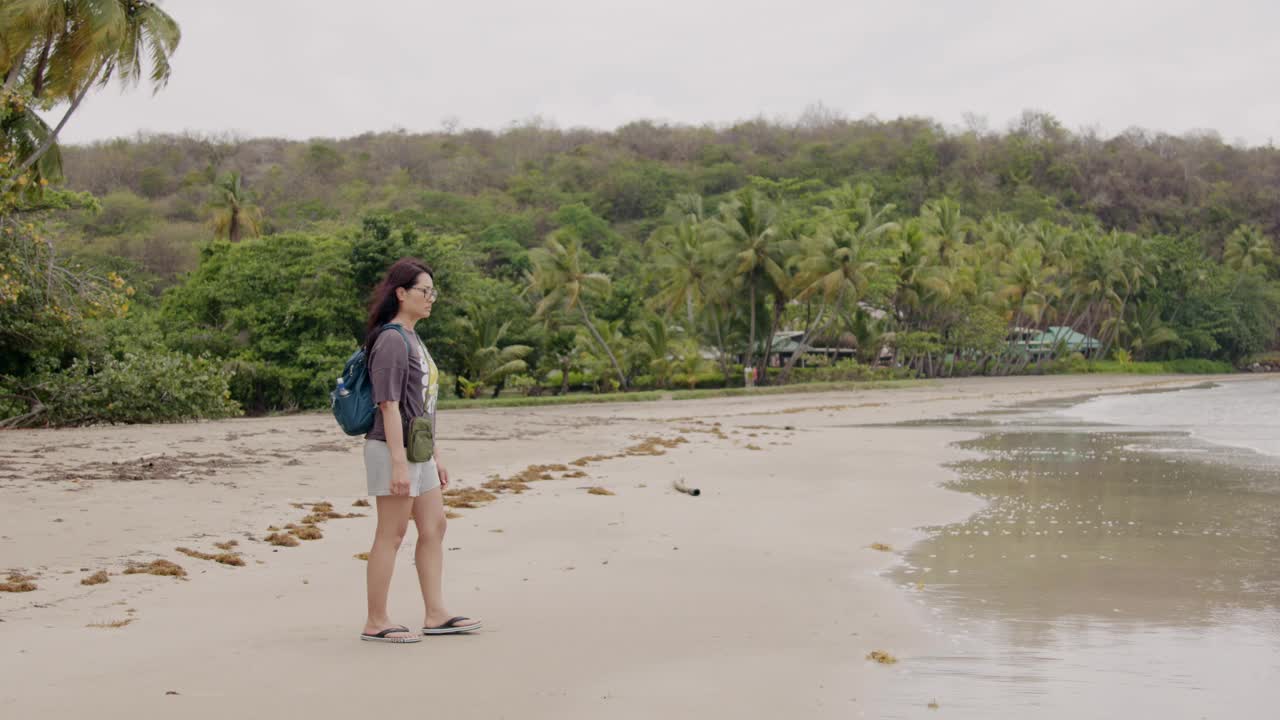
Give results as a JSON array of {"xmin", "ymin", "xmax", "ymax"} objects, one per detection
[
  {"xmin": 0, "ymin": 395, "xmax": 46, "ymax": 429},
  {"xmin": 672, "ymin": 479, "xmax": 701, "ymax": 497}
]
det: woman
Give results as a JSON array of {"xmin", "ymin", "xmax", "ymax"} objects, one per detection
[{"xmin": 360, "ymin": 257, "xmax": 481, "ymax": 643}]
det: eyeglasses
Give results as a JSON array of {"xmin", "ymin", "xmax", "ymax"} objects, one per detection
[{"xmin": 409, "ymin": 285, "xmax": 438, "ymax": 301}]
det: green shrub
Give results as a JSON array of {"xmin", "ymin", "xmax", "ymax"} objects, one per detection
[
  {"xmin": 1163, "ymin": 358, "xmax": 1234, "ymax": 374},
  {"xmin": 672, "ymin": 370, "xmax": 729, "ymax": 390},
  {"xmin": 7, "ymin": 351, "xmax": 241, "ymax": 426},
  {"xmin": 1046, "ymin": 357, "xmax": 1234, "ymax": 375}
]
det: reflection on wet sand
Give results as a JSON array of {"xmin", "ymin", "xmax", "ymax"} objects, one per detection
[{"xmin": 880, "ymin": 428, "xmax": 1280, "ymax": 718}]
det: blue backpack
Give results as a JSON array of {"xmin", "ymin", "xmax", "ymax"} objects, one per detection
[{"xmin": 331, "ymin": 323, "xmax": 414, "ymax": 436}]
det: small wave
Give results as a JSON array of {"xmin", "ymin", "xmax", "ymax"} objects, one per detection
[{"xmin": 1059, "ymin": 380, "xmax": 1280, "ymax": 459}]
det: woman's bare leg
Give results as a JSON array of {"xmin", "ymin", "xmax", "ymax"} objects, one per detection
[
  {"xmin": 364, "ymin": 495, "xmax": 415, "ymax": 637},
  {"xmin": 413, "ymin": 488, "xmax": 480, "ymax": 629}
]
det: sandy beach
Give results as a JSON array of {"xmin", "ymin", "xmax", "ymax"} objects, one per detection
[{"xmin": 0, "ymin": 374, "xmax": 1269, "ymax": 717}]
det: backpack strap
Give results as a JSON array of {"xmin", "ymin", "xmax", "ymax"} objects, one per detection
[
  {"xmin": 378, "ymin": 323, "xmax": 420, "ymax": 431},
  {"xmin": 380, "ymin": 323, "xmax": 416, "ymax": 364}
]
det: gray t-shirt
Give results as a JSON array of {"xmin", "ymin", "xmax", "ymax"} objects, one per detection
[{"xmin": 365, "ymin": 326, "xmax": 438, "ymax": 444}]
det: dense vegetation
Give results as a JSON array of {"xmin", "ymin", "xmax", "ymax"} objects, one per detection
[{"xmin": 3, "ymin": 5, "xmax": 1278, "ymax": 426}]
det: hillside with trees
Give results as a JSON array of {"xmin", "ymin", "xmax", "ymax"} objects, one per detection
[{"xmin": 3, "ymin": 4, "xmax": 1278, "ymax": 426}]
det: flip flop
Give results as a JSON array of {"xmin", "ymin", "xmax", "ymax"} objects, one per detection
[
  {"xmin": 360, "ymin": 625, "xmax": 421, "ymax": 643},
  {"xmin": 422, "ymin": 617, "xmax": 482, "ymax": 635}
]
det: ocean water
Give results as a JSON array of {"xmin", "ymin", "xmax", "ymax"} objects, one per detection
[
  {"xmin": 1059, "ymin": 378, "xmax": 1280, "ymax": 458},
  {"xmin": 871, "ymin": 378, "xmax": 1280, "ymax": 719}
]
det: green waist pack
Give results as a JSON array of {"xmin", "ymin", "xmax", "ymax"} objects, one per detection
[{"xmin": 407, "ymin": 416, "xmax": 434, "ymax": 463}]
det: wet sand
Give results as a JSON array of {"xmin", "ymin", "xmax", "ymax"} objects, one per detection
[
  {"xmin": 883, "ymin": 391, "xmax": 1280, "ymax": 718},
  {"xmin": 0, "ymin": 374, "xmax": 1273, "ymax": 717}
]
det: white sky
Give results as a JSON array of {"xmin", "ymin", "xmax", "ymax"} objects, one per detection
[{"xmin": 57, "ymin": 0, "xmax": 1280, "ymax": 146}]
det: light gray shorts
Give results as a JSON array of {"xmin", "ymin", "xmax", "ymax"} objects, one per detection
[{"xmin": 363, "ymin": 439, "xmax": 441, "ymax": 497}]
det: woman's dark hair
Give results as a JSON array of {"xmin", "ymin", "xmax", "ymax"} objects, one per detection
[{"xmin": 364, "ymin": 257, "xmax": 434, "ymax": 353}]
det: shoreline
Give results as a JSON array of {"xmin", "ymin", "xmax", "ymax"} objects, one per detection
[
  {"xmin": 1, "ymin": 374, "xmax": 1271, "ymax": 717},
  {"xmin": 877, "ymin": 378, "xmax": 1280, "ymax": 716}
]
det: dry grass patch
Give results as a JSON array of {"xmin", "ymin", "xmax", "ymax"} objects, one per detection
[
  {"xmin": 677, "ymin": 423, "xmax": 730, "ymax": 440},
  {"xmin": 1, "ymin": 571, "xmax": 37, "ymax": 592},
  {"xmin": 623, "ymin": 436, "xmax": 689, "ymax": 456},
  {"xmin": 867, "ymin": 650, "xmax": 898, "ymax": 665},
  {"xmin": 480, "ymin": 462, "xmax": 581, "ymax": 495},
  {"xmin": 80, "ymin": 571, "xmax": 110, "ymax": 586},
  {"xmin": 289, "ymin": 526, "xmax": 323, "ymax": 541},
  {"xmin": 213, "ymin": 540, "xmax": 239, "ymax": 551},
  {"xmin": 481, "ymin": 477, "xmax": 530, "ymax": 494},
  {"xmin": 352, "ymin": 499, "xmax": 370, "ymax": 507},
  {"xmin": 744, "ymin": 443, "xmax": 763, "ymax": 451},
  {"xmin": 87, "ymin": 618, "xmax": 134, "ymax": 629},
  {"xmin": 176, "ymin": 547, "xmax": 245, "ymax": 567},
  {"xmin": 123, "ymin": 560, "xmax": 186, "ymax": 577},
  {"xmin": 266, "ymin": 532, "xmax": 299, "ymax": 547},
  {"xmin": 562, "ymin": 469, "xmax": 588, "ymax": 478},
  {"xmin": 586, "ymin": 487, "xmax": 615, "ymax": 496},
  {"xmin": 870, "ymin": 543, "xmax": 893, "ymax": 552},
  {"xmin": 571, "ymin": 454, "xmax": 612, "ymax": 466},
  {"xmin": 353, "ymin": 553, "xmax": 369, "ymax": 561},
  {"xmin": 445, "ymin": 511, "xmax": 462, "ymax": 520},
  {"xmin": 443, "ymin": 487, "xmax": 497, "ymax": 509}
]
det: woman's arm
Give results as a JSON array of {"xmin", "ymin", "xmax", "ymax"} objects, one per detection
[
  {"xmin": 434, "ymin": 447, "xmax": 449, "ymax": 490},
  {"xmin": 379, "ymin": 400, "xmax": 410, "ymax": 496}
]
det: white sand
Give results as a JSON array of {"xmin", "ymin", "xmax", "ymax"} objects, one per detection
[{"xmin": 0, "ymin": 374, "xmax": 1259, "ymax": 717}]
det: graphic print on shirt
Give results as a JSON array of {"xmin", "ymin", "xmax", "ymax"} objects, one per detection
[{"xmin": 416, "ymin": 335, "xmax": 439, "ymax": 421}]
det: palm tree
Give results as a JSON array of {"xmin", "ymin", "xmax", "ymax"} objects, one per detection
[
  {"xmin": 635, "ymin": 314, "xmax": 676, "ymax": 388},
  {"xmin": 921, "ymin": 197, "xmax": 971, "ymax": 267},
  {"xmin": 1098, "ymin": 232, "xmax": 1153, "ymax": 359},
  {"xmin": 780, "ymin": 219, "xmax": 886, "ymax": 382},
  {"xmin": 454, "ymin": 305, "xmax": 532, "ymax": 399},
  {"xmin": 208, "ymin": 172, "xmax": 262, "ymax": 243},
  {"xmin": 1122, "ymin": 302, "xmax": 1183, "ymax": 361},
  {"xmin": 998, "ymin": 245, "xmax": 1061, "ymax": 330},
  {"xmin": 890, "ymin": 220, "xmax": 944, "ymax": 330},
  {"xmin": 528, "ymin": 234, "xmax": 627, "ymax": 389},
  {"xmin": 1, "ymin": 1, "xmax": 180, "ymax": 192},
  {"xmin": 712, "ymin": 189, "xmax": 785, "ymax": 380},
  {"xmin": 996, "ymin": 244, "xmax": 1062, "ymax": 372},
  {"xmin": 673, "ymin": 340, "xmax": 709, "ymax": 390},
  {"xmin": 1070, "ymin": 229, "xmax": 1127, "ymax": 353},
  {"xmin": 1223, "ymin": 224, "xmax": 1274, "ymax": 275},
  {"xmin": 1, "ymin": 91, "xmax": 62, "ymax": 194},
  {"xmin": 574, "ymin": 316, "xmax": 631, "ymax": 392},
  {"xmin": 649, "ymin": 215, "xmax": 710, "ymax": 326}
]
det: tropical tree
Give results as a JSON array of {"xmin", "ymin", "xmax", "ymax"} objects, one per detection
[
  {"xmin": 634, "ymin": 313, "xmax": 676, "ymax": 388},
  {"xmin": 1121, "ymin": 302, "xmax": 1185, "ymax": 360},
  {"xmin": 1223, "ymin": 224, "xmax": 1274, "ymax": 276},
  {"xmin": 921, "ymin": 197, "xmax": 972, "ymax": 267},
  {"xmin": 573, "ymin": 317, "xmax": 631, "ymax": 392},
  {"xmin": 1, "ymin": 0, "xmax": 181, "ymax": 192},
  {"xmin": 648, "ymin": 210, "xmax": 710, "ymax": 325},
  {"xmin": 672, "ymin": 340, "xmax": 710, "ymax": 390},
  {"xmin": 528, "ymin": 234, "xmax": 627, "ymax": 389},
  {"xmin": 453, "ymin": 305, "xmax": 532, "ymax": 399},
  {"xmin": 711, "ymin": 189, "xmax": 785, "ymax": 380},
  {"xmin": 780, "ymin": 219, "xmax": 887, "ymax": 382},
  {"xmin": 890, "ymin": 220, "xmax": 944, "ymax": 330},
  {"xmin": 208, "ymin": 172, "xmax": 262, "ymax": 242}
]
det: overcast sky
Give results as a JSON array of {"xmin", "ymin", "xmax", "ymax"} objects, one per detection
[{"xmin": 58, "ymin": 0, "xmax": 1279, "ymax": 146}]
